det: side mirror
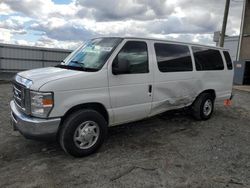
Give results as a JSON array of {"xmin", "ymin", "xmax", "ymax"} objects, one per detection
[{"xmin": 112, "ymin": 59, "xmax": 130, "ymax": 75}]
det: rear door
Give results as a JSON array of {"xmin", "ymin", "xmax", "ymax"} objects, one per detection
[
  {"xmin": 192, "ymin": 47, "xmax": 230, "ymax": 100},
  {"xmin": 108, "ymin": 39, "xmax": 153, "ymax": 125},
  {"xmin": 222, "ymin": 50, "xmax": 234, "ymax": 91}
]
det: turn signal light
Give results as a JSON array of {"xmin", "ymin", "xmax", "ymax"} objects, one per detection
[{"xmin": 42, "ymin": 99, "xmax": 53, "ymax": 107}]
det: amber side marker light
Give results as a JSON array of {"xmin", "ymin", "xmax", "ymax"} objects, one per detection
[{"xmin": 42, "ymin": 99, "xmax": 53, "ymax": 107}]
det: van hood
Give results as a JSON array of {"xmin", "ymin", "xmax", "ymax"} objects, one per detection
[{"xmin": 17, "ymin": 67, "xmax": 84, "ymax": 91}]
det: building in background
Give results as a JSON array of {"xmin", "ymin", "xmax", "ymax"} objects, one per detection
[
  {"xmin": 224, "ymin": 36, "xmax": 239, "ymax": 61},
  {"xmin": 213, "ymin": 32, "xmax": 239, "ymax": 61},
  {"xmin": 213, "ymin": 0, "xmax": 250, "ymax": 85},
  {"xmin": 235, "ymin": 0, "xmax": 250, "ymax": 85},
  {"xmin": 0, "ymin": 43, "xmax": 72, "ymax": 80},
  {"xmin": 213, "ymin": 0, "xmax": 250, "ymax": 62}
]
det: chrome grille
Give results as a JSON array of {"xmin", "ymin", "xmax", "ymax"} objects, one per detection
[{"xmin": 13, "ymin": 82, "xmax": 25, "ymax": 110}]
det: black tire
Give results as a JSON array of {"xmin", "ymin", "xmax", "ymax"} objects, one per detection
[
  {"xmin": 59, "ymin": 109, "xmax": 108, "ymax": 157},
  {"xmin": 192, "ymin": 93, "xmax": 215, "ymax": 120}
]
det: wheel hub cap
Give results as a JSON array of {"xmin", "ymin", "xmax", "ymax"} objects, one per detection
[
  {"xmin": 74, "ymin": 121, "xmax": 100, "ymax": 149},
  {"xmin": 203, "ymin": 99, "xmax": 212, "ymax": 116}
]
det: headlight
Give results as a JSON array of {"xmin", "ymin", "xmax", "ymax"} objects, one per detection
[
  {"xmin": 15, "ymin": 74, "xmax": 33, "ymax": 88},
  {"xmin": 30, "ymin": 91, "xmax": 54, "ymax": 118}
]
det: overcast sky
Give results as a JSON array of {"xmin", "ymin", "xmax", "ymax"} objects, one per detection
[{"xmin": 0, "ymin": 0, "xmax": 244, "ymax": 49}]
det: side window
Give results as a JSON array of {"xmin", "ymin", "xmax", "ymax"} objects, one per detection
[
  {"xmin": 154, "ymin": 43, "xmax": 193, "ymax": 72},
  {"xmin": 223, "ymin": 51, "xmax": 233, "ymax": 70},
  {"xmin": 113, "ymin": 41, "xmax": 148, "ymax": 74},
  {"xmin": 192, "ymin": 47, "xmax": 224, "ymax": 71}
]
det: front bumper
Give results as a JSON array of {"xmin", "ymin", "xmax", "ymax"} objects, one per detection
[{"xmin": 10, "ymin": 100, "xmax": 61, "ymax": 140}]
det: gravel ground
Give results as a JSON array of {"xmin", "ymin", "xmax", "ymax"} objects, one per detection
[{"xmin": 0, "ymin": 82, "xmax": 250, "ymax": 188}]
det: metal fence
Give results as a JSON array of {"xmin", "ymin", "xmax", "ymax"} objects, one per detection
[{"xmin": 0, "ymin": 43, "xmax": 72, "ymax": 72}]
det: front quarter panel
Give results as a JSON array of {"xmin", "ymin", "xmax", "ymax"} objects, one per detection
[
  {"xmin": 39, "ymin": 69, "xmax": 112, "ymax": 122},
  {"xmin": 50, "ymin": 87, "xmax": 111, "ymax": 118}
]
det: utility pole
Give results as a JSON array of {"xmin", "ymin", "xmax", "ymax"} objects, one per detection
[
  {"xmin": 237, "ymin": 0, "xmax": 247, "ymax": 61},
  {"xmin": 220, "ymin": 0, "xmax": 231, "ymax": 47}
]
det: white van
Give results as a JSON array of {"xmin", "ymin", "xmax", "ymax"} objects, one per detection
[{"xmin": 10, "ymin": 37, "xmax": 234, "ymax": 157}]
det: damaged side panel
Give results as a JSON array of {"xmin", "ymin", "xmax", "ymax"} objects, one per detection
[{"xmin": 150, "ymin": 77, "xmax": 200, "ymax": 116}]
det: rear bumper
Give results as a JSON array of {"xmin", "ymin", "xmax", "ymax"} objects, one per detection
[{"xmin": 10, "ymin": 100, "xmax": 61, "ymax": 140}]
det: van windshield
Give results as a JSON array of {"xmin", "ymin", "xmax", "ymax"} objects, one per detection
[{"xmin": 57, "ymin": 37, "xmax": 122, "ymax": 72}]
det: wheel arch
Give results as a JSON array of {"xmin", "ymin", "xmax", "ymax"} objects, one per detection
[
  {"xmin": 194, "ymin": 89, "xmax": 216, "ymax": 102},
  {"xmin": 61, "ymin": 102, "xmax": 109, "ymax": 125}
]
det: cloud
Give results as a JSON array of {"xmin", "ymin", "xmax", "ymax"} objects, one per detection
[
  {"xmin": 4, "ymin": 0, "xmax": 53, "ymax": 18},
  {"xmin": 77, "ymin": 0, "xmax": 175, "ymax": 21},
  {"xmin": 0, "ymin": 28, "xmax": 13, "ymax": 43},
  {"xmin": 30, "ymin": 18, "xmax": 94, "ymax": 41},
  {"xmin": 4, "ymin": 0, "xmax": 81, "ymax": 19},
  {"xmin": 14, "ymin": 39, "xmax": 34, "ymax": 46},
  {"xmin": 0, "ymin": 2, "xmax": 13, "ymax": 15},
  {"xmin": 145, "ymin": 16, "xmax": 218, "ymax": 35},
  {"xmin": 0, "ymin": 16, "xmax": 31, "ymax": 30},
  {"xmin": 0, "ymin": 0, "xmax": 244, "ymax": 49},
  {"xmin": 35, "ymin": 36, "xmax": 81, "ymax": 49}
]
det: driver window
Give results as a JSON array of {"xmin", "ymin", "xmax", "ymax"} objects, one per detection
[{"xmin": 113, "ymin": 41, "xmax": 149, "ymax": 74}]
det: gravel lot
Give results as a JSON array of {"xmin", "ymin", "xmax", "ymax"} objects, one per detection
[{"xmin": 0, "ymin": 82, "xmax": 250, "ymax": 188}]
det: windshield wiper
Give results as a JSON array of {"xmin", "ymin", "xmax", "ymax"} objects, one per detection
[
  {"xmin": 79, "ymin": 67, "xmax": 99, "ymax": 72},
  {"xmin": 55, "ymin": 64, "xmax": 99, "ymax": 72},
  {"xmin": 70, "ymin": 60, "xmax": 82, "ymax": 65}
]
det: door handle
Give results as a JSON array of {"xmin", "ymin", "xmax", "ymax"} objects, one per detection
[{"xmin": 148, "ymin": 84, "xmax": 152, "ymax": 94}]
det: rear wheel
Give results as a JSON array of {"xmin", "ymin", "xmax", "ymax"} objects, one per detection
[
  {"xmin": 192, "ymin": 93, "xmax": 215, "ymax": 120},
  {"xmin": 59, "ymin": 109, "xmax": 107, "ymax": 157}
]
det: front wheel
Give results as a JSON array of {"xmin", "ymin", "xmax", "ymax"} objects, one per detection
[
  {"xmin": 59, "ymin": 109, "xmax": 108, "ymax": 157},
  {"xmin": 192, "ymin": 93, "xmax": 215, "ymax": 120}
]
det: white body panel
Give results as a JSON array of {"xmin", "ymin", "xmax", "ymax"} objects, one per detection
[
  {"xmin": 150, "ymin": 43, "xmax": 197, "ymax": 116},
  {"xmin": 16, "ymin": 37, "xmax": 234, "ymax": 127},
  {"xmin": 39, "ymin": 68, "xmax": 113, "ymax": 122},
  {"xmin": 107, "ymin": 39, "xmax": 153, "ymax": 125}
]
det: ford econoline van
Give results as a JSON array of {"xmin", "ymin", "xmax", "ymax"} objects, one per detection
[{"xmin": 10, "ymin": 37, "xmax": 234, "ymax": 157}]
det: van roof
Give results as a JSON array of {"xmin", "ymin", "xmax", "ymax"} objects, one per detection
[
  {"xmin": 97, "ymin": 36, "xmax": 227, "ymax": 51},
  {"xmin": 123, "ymin": 37, "xmax": 227, "ymax": 50}
]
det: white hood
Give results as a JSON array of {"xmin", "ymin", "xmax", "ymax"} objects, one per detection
[
  {"xmin": 17, "ymin": 67, "xmax": 108, "ymax": 92},
  {"xmin": 18, "ymin": 67, "xmax": 83, "ymax": 91}
]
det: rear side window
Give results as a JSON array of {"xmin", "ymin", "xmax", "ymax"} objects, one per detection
[
  {"xmin": 113, "ymin": 41, "xmax": 148, "ymax": 74},
  {"xmin": 154, "ymin": 43, "xmax": 193, "ymax": 72},
  {"xmin": 192, "ymin": 47, "xmax": 224, "ymax": 71},
  {"xmin": 223, "ymin": 51, "xmax": 233, "ymax": 70}
]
